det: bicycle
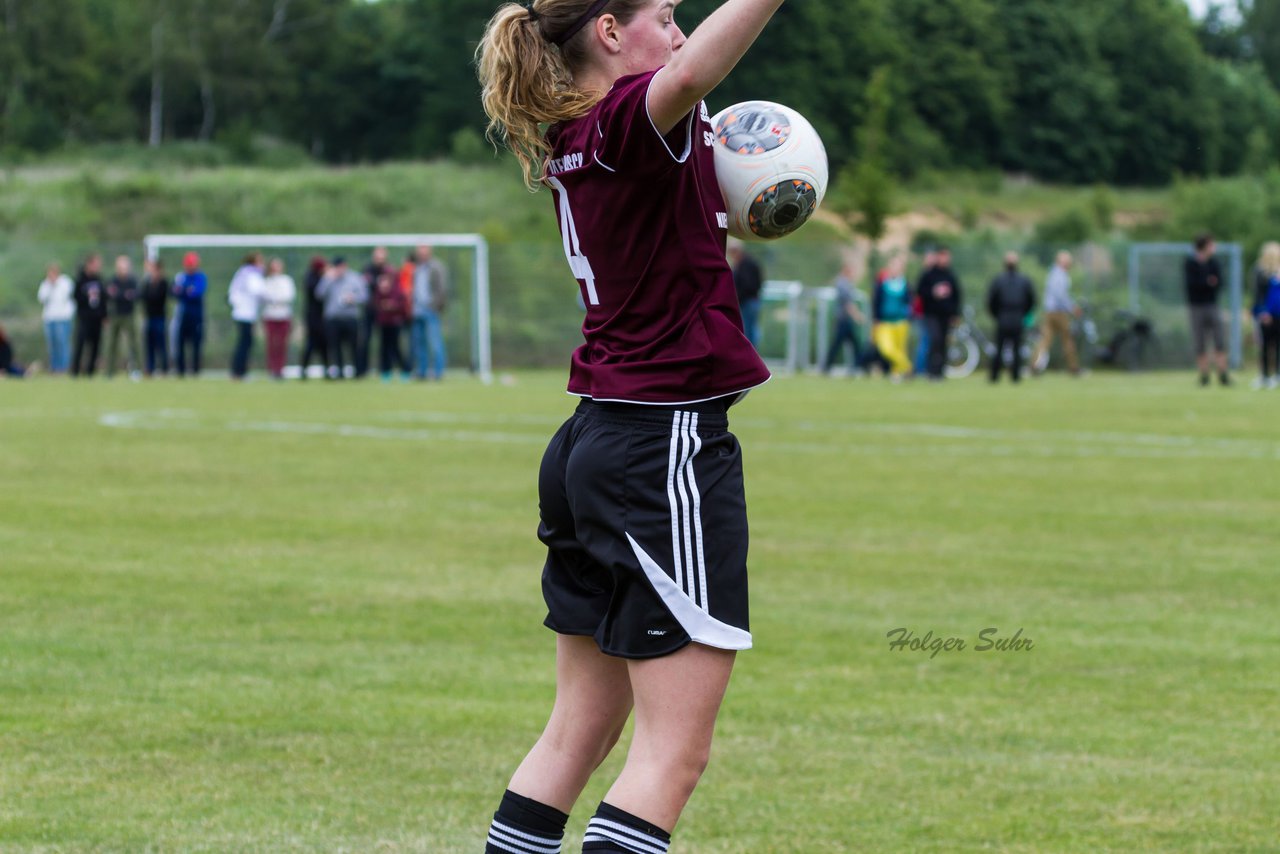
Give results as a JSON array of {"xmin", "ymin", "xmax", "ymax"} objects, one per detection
[{"xmin": 944, "ymin": 306, "xmax": 1040, "ymax": 379}]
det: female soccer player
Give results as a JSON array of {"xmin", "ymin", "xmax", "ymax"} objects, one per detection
[{"xmin": 477, "ymin": 1, "xmax": 783, "ymax": 851}]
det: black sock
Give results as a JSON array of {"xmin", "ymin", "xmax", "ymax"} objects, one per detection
[
  {"xmin": 582, "ymin": 802, "xmax": 672, "ymax": 853},
  {"xmin": 485, "ymin": 790, "xmax": 569, "ymax": 854}
]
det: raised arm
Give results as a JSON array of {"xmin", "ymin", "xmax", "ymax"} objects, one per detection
[{"xmin": 648, "ymin": 0, "xmax": 786, "ymax": 134}]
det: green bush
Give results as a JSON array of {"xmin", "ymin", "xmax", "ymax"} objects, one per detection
[
  {"xmin": 1034, "ymin": 207, "xmax": 1094, "ymax": 248},
  {"xmin": 1169, "ymin": 172, "xmax": 1280, "ymax": 249},
  {"xmin": 450, "ymin": 128, "xmax": 496, "ymax": 166},
  {"xmin": 1091, "ymin": 184, "xmax": 1115, "ymax": 232}
]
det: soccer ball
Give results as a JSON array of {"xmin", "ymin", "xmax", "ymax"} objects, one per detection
[{"xmin": 711, "ymin": 101, "xmax": 828, "ymax": 241}]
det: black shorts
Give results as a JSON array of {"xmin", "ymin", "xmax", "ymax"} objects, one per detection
[{"xmin": 538, "ymin": 399, "xmax": 752, "ymax": 659}]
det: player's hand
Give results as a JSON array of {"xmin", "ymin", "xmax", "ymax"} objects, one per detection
[{"xmin": 1262, "ymin": 313, "xmax": 1273, "ymax": 326}]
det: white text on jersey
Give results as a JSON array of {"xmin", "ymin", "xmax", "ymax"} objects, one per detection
[{"xmin": 547, "ymin": 152, "xmax": 585, "ymax": 175}]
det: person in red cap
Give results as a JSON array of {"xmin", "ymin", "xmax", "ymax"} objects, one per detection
[{"xmin": 173, "ymin": 251, "xmax": 208, "ymax": 377}]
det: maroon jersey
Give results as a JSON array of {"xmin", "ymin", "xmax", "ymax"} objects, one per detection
[{"xmin": 545, "ymin": 70, "xmax": 771, "ymax": 404}]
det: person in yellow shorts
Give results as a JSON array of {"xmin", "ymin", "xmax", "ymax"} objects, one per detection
[{"xmin": 872, "ymin": 255, "xmax": 913, "ymax": 378}]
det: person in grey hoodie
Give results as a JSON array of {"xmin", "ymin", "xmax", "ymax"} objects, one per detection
[
  {"xmin": 1032, "ymin": 251, "xmax": 1081, "ymax": 375},
  {"xmin": 317, "ymin": 257, "xmax": 368, "ymax": 379},
  {"xmin": 410, "ymin": 244, "xmax": 449, "ymax": 381}
]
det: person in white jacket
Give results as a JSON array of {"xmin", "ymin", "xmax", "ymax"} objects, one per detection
[
  {"xmin": 260, "ymin": 258, "xmax": 297, "ymax": 380},
  {"xmin": 228, "ymin": 253, "xmax": 265, "ymax": 380},
  {"xmin": 37, "ymin": 263, "xmax": 76, "ymax": 374}
]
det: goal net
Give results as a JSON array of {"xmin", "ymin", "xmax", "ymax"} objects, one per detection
[{"xmin": 142, "ymin": 233, "xmax": 491, "ymax": 381}]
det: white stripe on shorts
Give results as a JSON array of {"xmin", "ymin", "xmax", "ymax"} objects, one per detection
[
  {"xmin": 666, "ymin": 412, "xmax": 686, "ymax": 598},
  {"xmin": 685, "ymin": 412, "xmax": 708, "ymax": 611},
  {"xmin": 674, "ymin": 412, "xmax": 697, "ymax": 599}
]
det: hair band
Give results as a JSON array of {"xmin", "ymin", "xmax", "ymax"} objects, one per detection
[{"xmin": 550, "ymin": 0, "xmax": 610, "ymax": 47}]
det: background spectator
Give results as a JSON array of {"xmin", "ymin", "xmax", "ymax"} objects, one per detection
[
  {"xmin": 260, "ymin": 257, "xmax": 297, "ymax": 380},
  {"xmin": 872, "ymin": 255, "xmax": 914, "ymax": 380},
  {"xmin": 141, "ymin": 259, "xmax": 170, "ymax": 377},
  {"xmin": 0, "ymin": 322, "xmax": 29, "ymax": 378},
  {"xmin": 299, "ymin": 256, "xmax": 329, "ymax": 380},
  {"xmin": 916, "ymin": 246, "xmax": 963, "ymax": 380},
  {"xmin": 986, "ymin": 251, "xmax": 1037, "ymax": 383},
  {"xmin": 37, "ymin": 262, "xmax": 75, "ymax": 375},
  {"xmin": 105, "ymin": 255, "xmax": 140, "ymax": 378},
  {"xmin": 228, "ymin": 253, "xmax": 265, "ymax": 380},
  {"xmin": 822, "ymin": 263, "xmax": 866, "ymax": 375},
  {"xmin": 1032, "ymin": 251, "xmax": 1081, "ymax": 376},
  {"xmin": 1186, "ymin": 233, "xmax": 1231, "ymax": 387},
  {"xmin": 410, "ymin": 245, "xmax": 450, "ymax": 381},
  {"xmin": 174, "ymin": 252, "xmax": 207, "ymax": 377},
  {"xmin": 1252, "ymin": 241, "xmax": 1280, "ymax": 390},
  {"xmin": 913, "ymin": 250, "xmax": 936, "ymax": 376},
  {"xmin": 359, "ymin": 246, "xmax": 391, "ymax": 378},
  {"xmin": 374, "ymin": 270, "xmax": 411, "ymax": 381},
  {"xmin": 71, "ymin": 254, "xmax": 107, "ymax": 377},
  {"xmin": 318, "ymin": 257, "xmax": 368, "ymax": 379}
]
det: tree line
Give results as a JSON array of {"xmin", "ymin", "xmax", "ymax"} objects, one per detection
[{"xmin": 2, "ymin": 0, "xmax": 1279, "ymax": 185}]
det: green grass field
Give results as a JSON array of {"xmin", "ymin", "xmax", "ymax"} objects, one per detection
[{"xmin": 1, "ymin": 372, "xmax": 1277, "ymax": 852}]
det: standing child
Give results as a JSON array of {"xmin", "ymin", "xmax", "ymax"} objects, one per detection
[{"xmin": 477, "ymin": 2, "xmax": 782, "ymax": 852}]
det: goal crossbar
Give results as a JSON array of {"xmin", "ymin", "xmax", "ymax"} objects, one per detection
[{"xmin": 143, "ymin": 233, "xmax": 491, "ymax": 383}]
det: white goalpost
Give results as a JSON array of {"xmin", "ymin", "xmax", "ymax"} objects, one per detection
[{"xmin": 143, "ymin": 233, "xmax": 492, "ymax": 383}]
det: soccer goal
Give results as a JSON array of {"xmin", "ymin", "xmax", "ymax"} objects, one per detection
[
  {"xmin": 143, "ymin": 233, "xmax": 492, "ymax": 382},
  {"xmin": 1128, "ymin": 242, "xmax": 1244, "ymax": 370},
  {"xmin": 758, "ymin": 280, "xmax": 808, "ymax": 373}
]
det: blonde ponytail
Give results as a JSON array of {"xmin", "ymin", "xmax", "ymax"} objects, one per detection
[{"xmin": 476, "ymin": 0, "xmax": 646, "ymax": 191}]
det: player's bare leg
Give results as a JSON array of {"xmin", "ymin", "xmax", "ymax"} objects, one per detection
[
  {"xmin": 507, "ymin": 634, "xmax": 634, "ymax": 812},
  {"xmin": 602, "ymin": 643, "xmax": 737, "ymax": 831}
]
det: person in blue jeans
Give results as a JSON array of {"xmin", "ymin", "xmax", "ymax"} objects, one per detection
[
  {"xmin": 410, "ymin": 244, "xmax": 450, "ymax": 380},
  {"xmin": 173, "ymin": 252, "xmax": 208, "ymax": 377},
  {"xmin": 141, "ymin": 259, "xmax": 170, "ymax": 376},
  {"xmin": 821, "ymin": 264, "xmax": 867, "ymax": 374},
  {"xmin": 37, "ymin": 263, "xmax": 76, "ymax": 374}
]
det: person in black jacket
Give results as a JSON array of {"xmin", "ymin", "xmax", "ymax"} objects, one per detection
[
  {"xmin": 71, "ymin": 254, "xmax": 108, "ymax": 377},
  {"xmin": 915, "ymin": 247, "xmax": 963, "ymax": 379},
  {"xmin": 986, "ymin": 251, "xmax": 1037, "ymax": 383},
  {"xmin": 1185, "ymin": 233, "xmax": 1231, "ymax": 387},
  {"xmin": 299, "ymin": 256, "xmax": 329, "ymax": 379},
  {"xmin": 141, "ymin": 259, "xmax": 170, "ymax": 377}
]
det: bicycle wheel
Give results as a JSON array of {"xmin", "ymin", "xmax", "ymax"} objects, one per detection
[{"xmin": 946, "ymin": 333, "xmax": 981, "ymax": 379}]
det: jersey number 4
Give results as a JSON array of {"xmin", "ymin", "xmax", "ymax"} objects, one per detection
[{"xmin": 547, "ymin": 176, "xmax": 599, "ymax": 306}]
